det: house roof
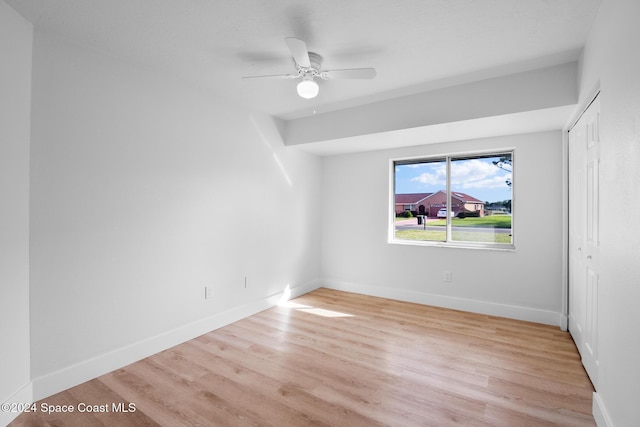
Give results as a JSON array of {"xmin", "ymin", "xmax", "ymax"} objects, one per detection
[
  {"xmin": 395, "ymin": 193, "xmax": 432, "ymax": 205},
  {"xmin": 396, "ymin": 190, "xmax": 484, "ymax": 205},
  {"xmin": 450, "ymin": 191, "xmax": 484, "ymax": 204}
]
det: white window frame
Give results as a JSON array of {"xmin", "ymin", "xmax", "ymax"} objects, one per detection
[{"xmin": 389, "ymin": 149, "xmax": 515, "ymax": 251}]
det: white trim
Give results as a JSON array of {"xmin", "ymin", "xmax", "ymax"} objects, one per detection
[
  {"xmin": 389, "ymin": 158, "xmax": 397, "ymax": 242},
  {"xmin": 559, "ymin": 314, "xmax": 568, "ymax": 331},
  {"xmin": 593, "ymin": 392, "xmax": 614, "ymax": 427},
  {"xmin": 31, "ymin": 279, "xmax": 321, "ymax": 402},
  {"xmin": 389, "ymin": 237, "xmax": 516, "ymax": 251},
  {"xmin": 566, "ymin": 83, "xmax": 600, "ymax": 132},
  {"xmin": 1, "ymin": 381, "xmax": 33, "ymax": 427},
  {"xmin": 561, "ymin": 125, "xmax": 569, "ymax": 331},
  {"xmin": 322, "ymin": 280, "xmax": 562, "ymax": 326}
]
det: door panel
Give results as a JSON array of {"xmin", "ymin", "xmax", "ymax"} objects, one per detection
[{"xmin": 568, "ymin": 94, "xmax": 600, "ymax": 388}]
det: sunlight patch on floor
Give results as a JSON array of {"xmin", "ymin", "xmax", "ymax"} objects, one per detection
[
  {"xmin": 278, "ymin": 286, "xmax": 354, "ymax": 318},
  {"xmin": 279, "ymin": 301, "xmax": 311, "ymax": 309},
  {"xmin": 296, "ymin": 307, "xmax": 354, "ymax": 318}
]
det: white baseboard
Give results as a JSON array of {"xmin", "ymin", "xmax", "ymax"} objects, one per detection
[
  {"xmin": 31, "ymin": 279, "xmax": 320, "ymax": 402},
  {"xmin": 322, "ymin": 279, "xmax": 562, "ymax": 326},
  {"xmin": 1, "ymin": 381, "xmax": 33, "ymax": 427},
  {"xmin": 560, "ymin": 314, "xmax": 569, "ymax": 331},
  {"xmin": 593, "ymin": 392, "xmax": 614, "ymax": 427}
]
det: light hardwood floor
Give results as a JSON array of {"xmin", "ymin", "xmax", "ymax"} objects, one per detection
[{"xmin": 10, "ymin": 288, "xmax": 595, "ymax": 426}]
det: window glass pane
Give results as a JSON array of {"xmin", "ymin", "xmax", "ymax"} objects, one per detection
[
  {"xmin": 394, "ymin": 159, "xmax": 447, "ymax": 242},
  {"xmin": 392, "ymin": 152, "xmax": 513, "ymax": 248},
  {"xmin": 449, "ymin": 153, "xmax": 512, "ymax": 244}
]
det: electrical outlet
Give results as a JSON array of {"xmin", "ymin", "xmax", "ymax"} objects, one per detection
[
  {"xmin": 443, "ymin": 271, "xmax": 453, "ymax": 283},
  {"xmin": 204, "ymin": 286, "xmax": 212, "ymax": 299}
]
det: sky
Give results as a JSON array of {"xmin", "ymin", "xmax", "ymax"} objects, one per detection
[{"xmin": 395, "ymin": 155, "xmax": 512, "ymax": 203}]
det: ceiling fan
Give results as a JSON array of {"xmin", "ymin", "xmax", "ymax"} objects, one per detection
[{"xmin": 243, "ymin": 37, "xmax": 376, "ymax": 99}]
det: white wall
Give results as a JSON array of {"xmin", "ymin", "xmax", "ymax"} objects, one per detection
[
  {"xmin": 578, "ymin": 0, "xmax": 640, "ymax": 425},
  {"xmin": 29, "ymin": 33, "xmax": 321, "ymax": 398},
  {"xmin": 0, "ymin": 2, "xmax": 33, "ymax": 425},
  {"xmin": 321, "ymin": 131, "xmax": 564, "ymax": 324}
]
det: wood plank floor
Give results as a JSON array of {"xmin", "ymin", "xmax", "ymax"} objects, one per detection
[{"xmin": 10, "ymin": 289, "xmax": 595, "ymax": 426}]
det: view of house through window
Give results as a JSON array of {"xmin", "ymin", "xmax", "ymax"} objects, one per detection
[{"xmin": 393, "ymin": 152, "xmax": 513, "ymax": 246}]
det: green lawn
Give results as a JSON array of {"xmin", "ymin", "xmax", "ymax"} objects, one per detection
[
  {"xmin": 395, "ymin": 215, "xmax": 512, "ymax": 244},
  {"xmin": 395, "ymin": 229, "xmax": 512, "ymax": 244},
  {"xmin": 396, "ymin": 229, "xmax": 446, "ymax": 241},
  {"xmin": 395, "ymin": 216, "xmax": 416, "ymax": 222},
  {"xmin": 428, "ymin": 215, "xmax": 511, "ymax": 228}
]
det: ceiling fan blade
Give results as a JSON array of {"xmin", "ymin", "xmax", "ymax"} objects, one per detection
[
  {"xmin": 321, "ymin": 68, "xmax": 377, "ymax": 80},
  {"xmin": 242, "ymin": 73, "xmax": 300, "ymax": 80},
  {"xmin": 285, "ymin": 37, "xmax": 311, "ymax": 68}
]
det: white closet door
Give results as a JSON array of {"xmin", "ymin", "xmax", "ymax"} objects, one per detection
[{"xmin": 568, "ymin": 94, "xmax": 600, "ymax": 388}]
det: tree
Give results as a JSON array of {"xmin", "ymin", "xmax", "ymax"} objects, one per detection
[{"xmin": 492, "ymin": 155, "xmax": 512, "ymax": 187}]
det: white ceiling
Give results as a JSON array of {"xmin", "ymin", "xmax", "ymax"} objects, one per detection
[{"xmin": 8, "ymin": 0, "xmax": 601, "ymax": 121}]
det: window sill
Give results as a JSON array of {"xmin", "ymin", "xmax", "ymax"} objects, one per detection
[{"xmin": 389, "ymin": 238, "xmax": 516, "ymax": 252}]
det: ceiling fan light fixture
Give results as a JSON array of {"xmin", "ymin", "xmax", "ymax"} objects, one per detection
[
  {"xmin": 243, "ymin": 38, "xmax": 376, "ymax": 100},
  {"xmin": 297, "ymin": 78, "xmax": 319, "ymax": 99}
]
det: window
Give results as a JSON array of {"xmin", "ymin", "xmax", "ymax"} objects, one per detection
[{"xmin": 392, "ymin": 151, "xmax": 513, "ymax": 249}]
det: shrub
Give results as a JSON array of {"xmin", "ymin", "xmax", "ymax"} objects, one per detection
[
  {"xmin": 403, "ymin": 210, "xmax": 413, "ymax": 218},
  {"xmin": 457, "ymin": 211, "xmax": 480, "ymax": 218}
]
